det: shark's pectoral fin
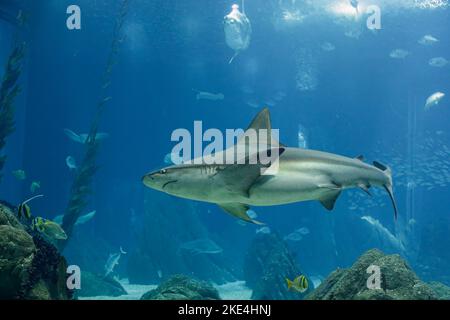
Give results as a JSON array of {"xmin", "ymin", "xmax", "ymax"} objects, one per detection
[
  {"xmin": 217, "ymin": 148, "xmax": 286, "ymax": 197},
  {"xmin": 218, "ymin": 203, "xmax": 264, "ymax": 225},
  {"xmin": 319, "ymin": 190, "xmax": 342, "ymax": 211}
]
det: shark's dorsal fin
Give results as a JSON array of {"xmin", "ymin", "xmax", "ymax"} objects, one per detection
[
  {"xmin": 319, "ymin": 190, "xmax": 342, "ymax": 211},
  {"xmin": 218, "ymin": 203, "xmax": 264, "ymax": 225},
  {"xmin": 239, "ymin": 108, "xmax": 286, "ymax": 150}
]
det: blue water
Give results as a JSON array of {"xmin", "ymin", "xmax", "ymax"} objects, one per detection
[{"xmin": 1, "ymin": 0, "xmax": 450, "ymax": 293}]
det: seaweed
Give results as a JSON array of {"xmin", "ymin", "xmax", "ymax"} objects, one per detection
[
  {"xmin": 0, "ymin": 40, "xmax": 26, "ymax": 183},
  {"xmin": 58, "ymin": 0, "xmax": 130, "ymax": 251}
]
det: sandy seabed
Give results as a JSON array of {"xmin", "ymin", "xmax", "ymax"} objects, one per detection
[{"xmin": 79, "ymin": 279, "xmax": 253, "ymax": 300}]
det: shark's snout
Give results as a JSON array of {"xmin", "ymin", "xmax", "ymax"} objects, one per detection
[{"xmin": 142, "ymin": 173, "xmax": 155, "ymax": 189}]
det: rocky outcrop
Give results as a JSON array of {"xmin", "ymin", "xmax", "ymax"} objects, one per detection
[
  {"xmin": 428, "ymin": 282, "xmax": 450, "ymax": 300},
  {"xmin": 0, "ymin": 202, "xmax": 72, "ymax": 300},
  {"xmin": 244, "ymin": 232, "xmax": 310, "ymax": 300},
  {"xmin": 76, "ymin": 272, "xmax": 127, "ymax": 297},
  {"xmin": 141, "ymin": 275, "xmax": 220, "ymax": 300},
  {"xmin": 307, "ymin": 249, "xmax": 438, "ymax": 300}
]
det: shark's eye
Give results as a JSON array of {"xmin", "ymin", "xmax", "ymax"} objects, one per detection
[{"xmin": 160, "ymin": 169, "xmax": 167, "ymax": 174}]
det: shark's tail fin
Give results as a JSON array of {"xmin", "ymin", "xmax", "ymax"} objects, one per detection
[{"xmin": 373, "ymin": 161, "xmax": 398, "ymax": 221}]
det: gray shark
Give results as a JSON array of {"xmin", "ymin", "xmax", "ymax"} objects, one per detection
[{"xmin": 143, "ymin": 108, "xmax": 398, "ymax": 225}]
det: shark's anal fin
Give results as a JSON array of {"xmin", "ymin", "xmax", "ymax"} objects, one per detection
[
  {"xmin": 319, "ymin": 190, "xmax": 342, "ymax": 211},
  {"xmin": 218, "ymin": 203, "xmax": 264, "ymax": 225}
]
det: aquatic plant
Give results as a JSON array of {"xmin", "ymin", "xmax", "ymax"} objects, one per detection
[
  {"xmin": 0, "ymin": 36, "xmax": 26, "ymax": 183},
  {"xmin": 59, "ymin": 0, "xmax": 130, "ymax": 250}
]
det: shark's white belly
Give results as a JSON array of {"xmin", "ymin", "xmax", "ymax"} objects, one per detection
[{"xmin": 246, "ymin": 169, "xmax": 337, "ymax": 206}]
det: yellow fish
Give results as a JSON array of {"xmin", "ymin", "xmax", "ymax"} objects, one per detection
[
  {"xmin": 286, "ymin": 275, "xmax": 308, "ymax": 293},
  {"xmin": 12, "ymin": 169, "xmax": 26, "ymax": 180},
  {"xmin": 17, "ymin": 195, "xmax": 44, "ymax": 220},
  {"xmin": 32, "ymin": 217, "xmax": 68, "ymax": 240}
]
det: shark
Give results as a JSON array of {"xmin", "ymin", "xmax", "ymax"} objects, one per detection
[{"xmin": 143, "ymin": 108, "xmax": 398, "ymax": 225}]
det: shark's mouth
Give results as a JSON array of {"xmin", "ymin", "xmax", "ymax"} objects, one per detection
[{"xmin": 163, "ymin": 180, "xmax": 178, "ymax": 189}]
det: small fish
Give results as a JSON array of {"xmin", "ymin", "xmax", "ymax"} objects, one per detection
[
  {"xmin": 429, "ymin": 57, "xmax": 448, "ymax": 68},
  {"xmin": 296, "ymin": 227, "xmax": 310, "ymax": 236},
  {"xmin": 418, "ymin": 35, "xmax": 439, "ymax": 46},
  {"xmin": 350, "ymin": 0, "xmax": 359, "ymax": 13},
  {"xmin": 284, "ymin": 232, "xmax": 303, "ymax": 242},
  {"xmin": 179, "ymin": 239, "xmax": 223, "ymax": 255},
  {"xmin": 344, "ymin": 30, "xmax": 361, "ymax": 39},
  {"xmin": 30, "ymin": 181, "xmax": 41, "ymax": 194},
  {"xmin": 104, "ymin": 247, "xmax": 127, "ymax": 277},
  {"xmin": 246, "ymin": 209, "xmax": 257, "ymax": 219},
  {"xmin": 286, "ymin": 275, "xmax": 308, "ymax": 293},
  {"xmin": 390, "ymin": 49, "xmax": 410, "ymax": 59},
  {"xmin": 66, "ymin": 156, "xmax": 77, "ymax": 170},
  {"xmin": 272, "ymin": 91, "xmax": 286, "ymax": 101},
  {"xmin": 246, "ymin": 99, "xmax": 259, "ymax": 109},
  {"xmin": 76, "ymin": 210, "xmax": 96, "ymax": 225},
  {"xmin": 193, "ymin": 89, "xmax": 224, "ymax": 101},
  {"xmin": 157, "ymin": 270, "xmax": 163, "ymax": 279},
  {"xmin": 17, "ymin": 195, "xmax": 44, "ymax": 220},
  {"xmin": 32, "ymin": 217, "xmax": 68, "ymax": 240},
  {"xmin": 64, "ymin": 128, "xmax": 109, "ymax": 144},
  {"xmin": 12, "ymin": 169, "xmax": 26, "ymax": 180},
  {"xmin": 264, "ymin": 99, "xmax": 277, "ymax": 107},
  {"xmin": 256, "ymin": 226, "xmax": 271, "ymax": 234},
  {"xmin": 321, "ymin": 42, "xmax": 335, "ymax": 52},
  {"xmin": 425, "ymin": 92, "xmax": 445, "ymax": 110}
]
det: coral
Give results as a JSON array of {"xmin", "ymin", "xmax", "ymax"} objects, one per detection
[
  {"xmin": 244, "ymin": 232, "xmax": 310, "ymax": 300},
  {"xmin": 0, "ymin": 202, "xmax": 71, "ymax": 300},
  {"xmin": 140, "ymin": 275, "xmax": 221, "ymax": 300},
  {"xmin": 306, "ymin": 249, "xmax": 438, "ymax": 300}
]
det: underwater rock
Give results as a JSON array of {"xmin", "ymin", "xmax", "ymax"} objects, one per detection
[
  {"xmin": 244, "ymin": 232, "xmax": 310, "ymax": 300},
  {"xmin": 76, "ymin": 272, "xmax": 127, "ymax": 298},
  {"xmin": 307, "ymin": 249, "xmax": 437, "ymax": 300},
  {"xmin": 140, "ymin": 275, "xmax": 220, "ymax": 300},
  {"xmin": 428, "ymin": 282, "xmax": 450, "ymax": 300},
  {"xmin": 0, "ymin": 202, "xmax": 71, "ymax": 300}
]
